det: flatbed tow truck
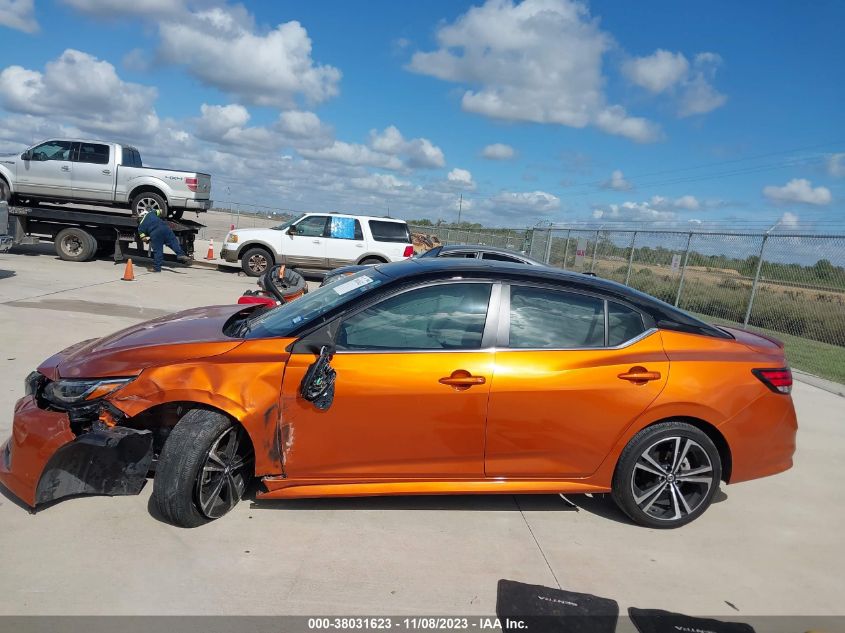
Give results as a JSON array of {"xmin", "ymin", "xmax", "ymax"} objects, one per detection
[{"xmin": 0, "ymin": 201, "xmax": 202, "ymax": 263}]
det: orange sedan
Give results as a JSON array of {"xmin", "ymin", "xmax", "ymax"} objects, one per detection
[{"xmin": 0, "ymin": 259, "xmax": 796, "ymax": 528}]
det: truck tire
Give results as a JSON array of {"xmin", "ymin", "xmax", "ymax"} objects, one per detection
[
  {"xmin": 241, "ymin": 246, "xmax": 274, "ymax": 277},
  {"xmin": 55, "ymin": 227, "xmax": 97, "ymax": 262},
  {"xmin": 0, "ymin": 180, "xmax": 10, "ymax": 204},
  {"xmin": 131, "ymin": 191, "xmax": 168, "ymax": 218},
  {"xmin": 153, "ymin": 409, "xmax": 253, "ymax": 528}
]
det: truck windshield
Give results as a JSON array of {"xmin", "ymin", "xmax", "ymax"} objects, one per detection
[{"xmin": 246, "ymin": 268, "xmax": 388, "ymax": 339}]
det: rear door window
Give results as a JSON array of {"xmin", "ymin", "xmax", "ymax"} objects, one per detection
[
  {"xmin": 508, "ymin": 285, "xmax": 605, "ymax": 348},
  {"xmin": 76, "ymin": 143, "xmax": 110, "ymax": 165},
  {"xmin": 608, "ymin": 302, "xmax": 646, "ymax": 346},
  {"xmin": 329, "ymin": 217, "xmax": 363, "ymax": 240},
  {"xmin": 482, "ymin": 252, "xmax": 524, "ymax": 263},
  {"xmin": 368, "ymin": 220, "xmax": 411, "ymax": 243}
]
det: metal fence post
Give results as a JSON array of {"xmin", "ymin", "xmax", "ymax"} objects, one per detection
[
  {"xmin": 561, "ymin": 230, "xmax": 571, "ymax": 269},
  {"xmin": 590, "ymin": 229, "xmax": 600, "ymax": 273},
  {"xmin": 744, "ymin": 234, "xmax": 769, "ymax": 326},
  {"xmin": 624, "ymin": 231, "xmax": 637, "ymax": 286},
  {"xmin": 543, "ymin": 229, "xmax": 554, "ymax": 263},
  {"xmin": 674, "ymin": 232, "xmax": 693, "ymax": 306}
]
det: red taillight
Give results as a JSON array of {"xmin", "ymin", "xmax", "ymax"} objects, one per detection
[
  {"xmin": 186, "ymin": 177, "xmax": 198, "ymax": 192},
  {"xmin": 403, "ymin": 245, "xmax": 414, "ymax": 258},
  {"xmin": 753, "ymin": 368, "xmax": 792, "ymax": 394}
]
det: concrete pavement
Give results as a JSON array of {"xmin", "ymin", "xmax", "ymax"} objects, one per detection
[{"xmin": 0, "ymin": 244, "xmax": 842, "ymax": 618}]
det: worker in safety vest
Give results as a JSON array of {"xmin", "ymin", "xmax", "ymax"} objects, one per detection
[{"xmin": 137, "ymin": 209, "xmax": 191, "ymax": 272}]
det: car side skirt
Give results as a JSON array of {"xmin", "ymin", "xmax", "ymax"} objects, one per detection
[{"xmin": 257, "ymin": 477, "xmax": 611, "ymax": 499}]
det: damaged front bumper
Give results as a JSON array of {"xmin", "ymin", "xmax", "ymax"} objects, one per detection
[{"xmin": 0, "ymin": 396, "xmax": 153, "ymax": 508}]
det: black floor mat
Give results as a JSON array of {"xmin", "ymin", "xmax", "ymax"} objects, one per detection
[
  {"xmin": 630, "ymin": 608, "xmax": 756, "ymax": 633},
  {"xmin": 496, "ymin": 579, "xmax": 618, "ymax": 633}
]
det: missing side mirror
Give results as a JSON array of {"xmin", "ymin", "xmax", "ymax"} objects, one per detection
[{"xmin": 299, "ymin": 345, "xmax": 336, "ymax": 411}]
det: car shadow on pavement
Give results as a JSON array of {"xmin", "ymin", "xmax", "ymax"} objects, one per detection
[{"xmin": 568, "ymin": 489, "xmax": 729, "ymax": 525}]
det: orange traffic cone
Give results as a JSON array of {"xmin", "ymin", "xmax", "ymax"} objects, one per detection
[
  {"xmin": 205, "ymin": 238, "xmax": 215, "ymax": 260},
  {"xmin": 121, "ymin": 258, "xmax": 135, "ymax": 281}
]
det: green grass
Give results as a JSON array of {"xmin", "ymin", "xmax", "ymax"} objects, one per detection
[{"xmin": 696, "ymin": 314, "xmax": 845, "ymax": 385}]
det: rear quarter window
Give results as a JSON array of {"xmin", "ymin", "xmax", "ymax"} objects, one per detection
[
  {"xmin": 368, "ymin": 220, "xmax": 411, "ymax": 243},
  {"xmin": 608, "ymin": 302, "xmax": 646, "ymax": 346}
]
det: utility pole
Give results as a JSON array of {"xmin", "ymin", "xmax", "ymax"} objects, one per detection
[{"xmin": 457, "ymin": 194, "xmax": 463, "ymax": 225}]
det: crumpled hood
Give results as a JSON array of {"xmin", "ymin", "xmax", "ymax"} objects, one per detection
[{"xmin": 38, "ymin": 304, "xmax": 249, "ymax": 379}]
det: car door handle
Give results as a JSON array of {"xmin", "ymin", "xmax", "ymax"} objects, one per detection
[
  {"xmin": 618, "ymin": 367, "xmax": 662, "ymax": 383},
  {"xmin": 312, "ymin": 239, "xmax": 321, "ymax": 244},
  {"xmin": 102, "ymin": 169, "xmax": 111, "ymax": 175},
  {"xmin": 60, "ymin": 165, "xmax": 70, "ymax": 171},
  {"xmin": 439, "ymin": 370, "xmax": 486, "ymax": 391}
]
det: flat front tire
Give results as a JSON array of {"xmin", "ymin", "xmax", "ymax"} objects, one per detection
[
  {"xmin": 611, "ymin": 421, "xmax": 721, "ymax": 529},
  {"xmin": 153, "ymin": 409, "xmax": 254, "ymax": 528}
]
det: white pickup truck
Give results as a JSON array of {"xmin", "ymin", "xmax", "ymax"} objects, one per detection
[{"xmin": 0, "ymin": 139, "xmax": 211, "ymax": 219}]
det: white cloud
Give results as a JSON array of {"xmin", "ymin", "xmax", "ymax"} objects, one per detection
[
  {"xmin": 158, "ymin": 8, "xmax": 341, "ymax": 108},
  {"xmin": 349, "ymin": 173, "xmax": 413, "ymax": 194},
  {"xmin": 763, "ymin": 179, "xmax": 832, "ymax": 206},
  {"xmin": 488, "ymin": 190, "xmax": 560, "ymax": 214},
  {"xmin": 779, "ymin": 211, "xmax": 799, "ymax": 229},
  {"xmin": 650, "ymin": 194, "xmax": 700, "ymax": 211},
  {"xmin": 369, "ymin": 125, "xmax": 445, "ymax": 168},
  {"xmin": 61, "ymin": 0, "xmax": 191, "ymax": 17},
  {"xmin": 601, "ymin": 169, "xmax": 632, "ymax": 191},
  {"xmin": 624, "ymin": 50, "xmax": 726, "ymax": 117},
  {"xmin": 0, "ymin": 49, "xmax": 159, "ymax": 138},
  {"xmin": 298, "ymin": 141, "xmax": 404, "ymax": 171},
  {"xmin": 408, "ymin": 0, "xmax": 660, "ymax": 143},
  {"xmin": 592, "ymin": 201, "xmax": 676, "ymax": 222},
  {"xmin": 278, "ymin": 110, "xmax": 328, "ymax": 138},
  {"xmin": 447, "ymin": 168, "xmax": 476, "ymax": 189},
  {"xmin": 827, "ymin": 153, "xmax": 845, "ymax": 178},
  {"xmin": 481, "ymin": 143, "xmax": 516, "ymax": 160},
  {"xmin": 0, "ymin": 0, "xmax": 38, "ymax": 33},
  {"xmin": 622, "ymin": 49, "xmax": 688, "ymax": 94}
]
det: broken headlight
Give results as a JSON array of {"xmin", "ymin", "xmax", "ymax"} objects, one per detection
[
  {"xmin": 42, "ymin": 378, "xmax": 134, "ymax": 408},
  {"xmin": 25, "ymin": 371, "xmax": 45, "ymax": 397}
]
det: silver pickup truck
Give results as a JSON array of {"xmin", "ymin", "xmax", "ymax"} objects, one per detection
[{"xmin": 0, "ymin": 139, "xmax": 211, "ymax": 219}]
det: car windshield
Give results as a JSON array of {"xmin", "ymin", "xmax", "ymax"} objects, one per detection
[
  {"xmin": 246, "ymin": 268, "xmax": 389, "ymax": 338},
  {"xmin": 270, "ymin": 215, "xmax": 302, "ymax": 231}
]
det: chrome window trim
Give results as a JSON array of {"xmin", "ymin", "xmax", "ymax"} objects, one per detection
[{"xmin": 492, "ymin": 327, "xmax": 658, "ymax": 353}]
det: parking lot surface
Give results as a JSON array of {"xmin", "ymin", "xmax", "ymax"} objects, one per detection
[{"xmin": 0, "ymin": 245, "xmax": 843, "ymax": 618}]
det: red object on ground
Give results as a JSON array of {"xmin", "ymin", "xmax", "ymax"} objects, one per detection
[
  {"xmin": 205, "ymin": 238, "xmax": 215, "ymax": 260},
  {"xmin": 237, "ymin": 295, "xmax": 277, "ymax": 307}
]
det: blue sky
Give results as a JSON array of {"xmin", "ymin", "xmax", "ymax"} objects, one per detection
[{"xmin": 0, "ymin": 0, "xmax": 843, "ymax": 231}]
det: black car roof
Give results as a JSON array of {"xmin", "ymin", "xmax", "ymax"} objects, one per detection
[{"xmin": 374, "ymin": 258, "xmax": 731, "ymax": 339}]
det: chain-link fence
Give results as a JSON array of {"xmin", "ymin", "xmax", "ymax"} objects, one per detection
[{"xmin": 413, "ymin": 224, "xmax": 845, "ymax": 383}]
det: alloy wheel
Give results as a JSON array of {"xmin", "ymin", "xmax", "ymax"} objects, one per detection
[
  {"xmin": 137, "ymin": 197, "xmax": 163, "ymax": 215},
  {"xmin": 195, "ymin": 426, "xmax": 253, "ymax": 519},
  {"xmin": 247, "ymin": 253, "xmax": 268, "ymax": 274},
  {"xmin": 630, "ymin": 436, "xmax": 714, "ymax": 522}
]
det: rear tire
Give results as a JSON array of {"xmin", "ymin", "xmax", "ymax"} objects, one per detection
[
  {"xmin": 153, "ymin": 409, "xmax": 253, "ymax": 528},
  {"xmin": 241, "ymin": 246, "xmax": 273, "ymax": 276},
  {"xmin": 54, "ymin": 227, "xmax": 97, "ymax": 262},
  {"xmin": 611, "ymin": 421, "xmax": 721, "ymax": 529},
  {"xmin": 131, "ymin": 191, "xmax": 168, "ymax": 218}
]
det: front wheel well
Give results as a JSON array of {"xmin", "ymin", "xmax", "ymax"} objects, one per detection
[
  {"xmin": 639, "ymin": 416, "xmax": 732, "ymax": 483},
  {"xmin": 122, "ymin": 401, "xmax": 254, "ymax": 459}
]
